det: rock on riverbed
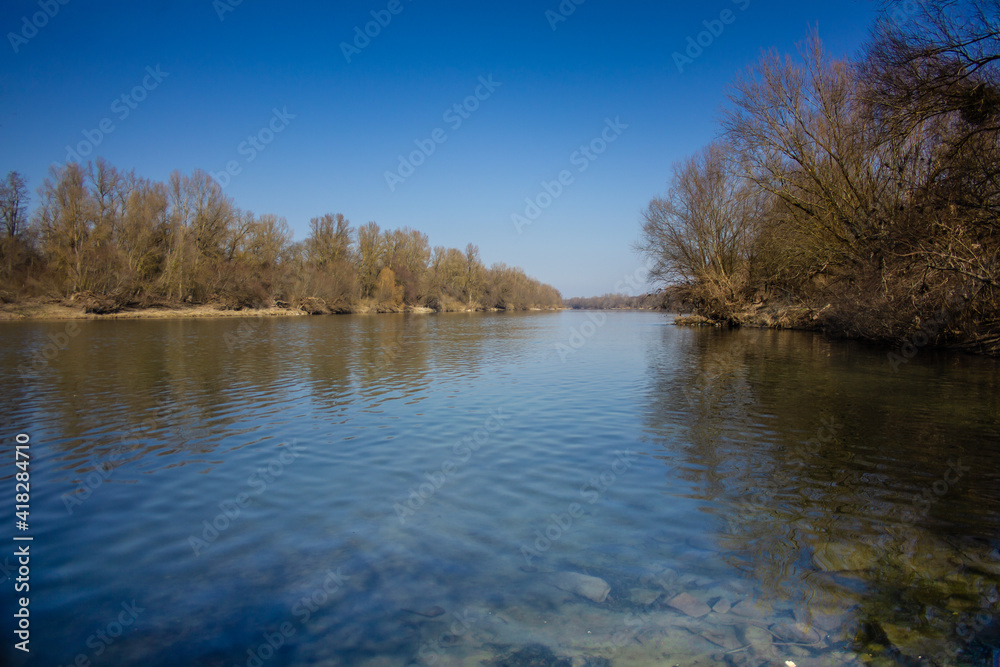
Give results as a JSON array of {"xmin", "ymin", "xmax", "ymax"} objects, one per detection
[{"xmin": 548, "ymin": 572, "xmax": 611, "ymax": 603}]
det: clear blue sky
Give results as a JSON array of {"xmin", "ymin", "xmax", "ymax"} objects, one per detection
[{"xmin": 0, "ymin": 0, "xmax": 880, "ymax": 297}]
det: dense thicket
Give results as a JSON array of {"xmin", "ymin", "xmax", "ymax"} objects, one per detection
[
  {"xmin": 0, "ymin": 160, "xmax": 561, "ymax": 313},
  {"xmin": 639, "ymin": 0, "xmax": 999, "ymax": 353}
]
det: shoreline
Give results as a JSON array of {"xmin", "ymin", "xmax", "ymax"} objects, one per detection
[{"xmin": 0, "ymin": 300, "xmax": 565, "ymax": 322}]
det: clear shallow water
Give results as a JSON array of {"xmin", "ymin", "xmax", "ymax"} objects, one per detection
[{"xmin": 0, "ymin": 311, "xmax": 998, "ymax": 666}]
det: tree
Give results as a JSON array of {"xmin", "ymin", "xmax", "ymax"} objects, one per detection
[
  {"xmin": 462, "ymin": 243, "xmax": 485, "ymax": 304},
  {"xmin": 0, "ymin": 171, "xmax": 29, "ymax": 239},
  {"xmin": 35, "ymin": 163, "xmax": 97, "ymax": 293},
  {"xmin": 355, "ymin": 221, "xmax": 383, "ymax": 298},
  {"xmin": 0, "ymin": 157, "xmax": 563, "ymax": 315},
  {"xmin": 382, "ymin": 227, "xmax": 429, "ymax": 304},
  {"xmin": 0, "ymin": 171, "xmax": 31, "ymax": 284},
  {"xmin": 724, "ymin": 33, "xmax": 906, "ymax": 274},
  {"xmin": 638, "ymin": 141, "xmax": 764, "ymax": 321},
  {"xmin": 306, "ymin": 213, "xmax": 352, "ymax": 269},
  {"xmin": 163, "ymin": 169, "xmax": 236, "ymax": 300},
  {"xmin": 863, "ymin": 0, "xmax": 999, "ymax": 132},
  {"xmin": 245, "ymin": 214, "xmax": 292, "ymax": 269},
  {"xmin": 374, "ymin": 267, "xmax": 403, "ymax": 306}
]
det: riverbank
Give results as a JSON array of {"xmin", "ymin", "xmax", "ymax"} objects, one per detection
[
  {"xmin": 673, "ymin": 301, "xmax": 1000, "ymax": 357},
  {"xmin": 0, "ymin": 297, "xmax": 563, "ymax": 321},
  {"xmin": 672, "ymin": 303, "xmax": 819, "ymax": 330}
]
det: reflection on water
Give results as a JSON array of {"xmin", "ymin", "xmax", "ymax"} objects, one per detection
[{"xmin": 0, "ymin": 312, "xmax": 998, "ymax": 666}]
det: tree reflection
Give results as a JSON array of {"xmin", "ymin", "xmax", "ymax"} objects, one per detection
[{"xmin": 641, "ymin": 324, "xmax": 1000, "ymax": 659}]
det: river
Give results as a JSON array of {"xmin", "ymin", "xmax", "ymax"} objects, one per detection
[{"xmin": 1, "ymin": 311, "xmax": 998, "ymax": 666}]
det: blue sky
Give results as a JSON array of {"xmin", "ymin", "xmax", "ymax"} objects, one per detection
[{"xmin": 0, "ymin": 0, "xmax": 881, "ymax": 297}]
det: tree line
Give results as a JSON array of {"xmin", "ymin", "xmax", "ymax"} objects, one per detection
[
  {"xmin": 638, "ymin": 0, "xmax": 999, "ymax": 354},
  {"xmin": 0, "ymin": 160, "xmax": 561, "ymax": 314},
  {"xmin": 563, "ymin": 292, "xmax": 667, "ymax": 310}
]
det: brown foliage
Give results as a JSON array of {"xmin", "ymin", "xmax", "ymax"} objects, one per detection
[{"xmin": 640, "ymin": 7, "xmax": 999, "ymax": 352}]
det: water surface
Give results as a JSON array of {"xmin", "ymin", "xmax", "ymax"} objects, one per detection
[{"xmin": 1, "ymin": 311, "xmax": 998, "ymax": 666}]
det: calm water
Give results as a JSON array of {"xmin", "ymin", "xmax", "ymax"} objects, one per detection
[{"xmin": 1, "ymin": 311, "xmax": 998, "ymax": 666}]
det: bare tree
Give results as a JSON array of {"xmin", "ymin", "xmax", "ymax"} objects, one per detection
[
  {"xmin": 355, "ymin": 221, "xmax": 383, "ymax": 299},
  {"xmin": 638, "ymin": 141, "xmax": 764, "ymax": 320},
  {"xmin": 306, "ymin": 213, "xmax": 353, "ymax": 269},
  {"xmin": 0, "ymin": 171, "xmax": 29, "ymax": 239}
]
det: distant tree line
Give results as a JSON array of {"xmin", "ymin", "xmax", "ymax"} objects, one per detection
[
  {"xmin": 639, "ymin": 0, "xmax": 999, "ymax": 353},
  {"xmin": 563, "ymin": 292, "xmax": 667, "ymax": 310},
  {"xmin": 0, "ymin": 160, "xmax": 561, "ymax": 313}
]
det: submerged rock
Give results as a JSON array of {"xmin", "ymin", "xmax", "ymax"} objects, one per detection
[
  {"xmin": 548, "ymin": 572, "xmax": 611, "ymax": 603},
  {"xmin": 628, "ymin": 588, "xmax": 660, "ymax": 606},
  {"xmin": 642, "ymin": 567, "xmax": 677, "ymax": 592},
  {"xmin": 855, "ymin": 620, "xmax": 891, "ymax": 648},
  {"xmin": 728, "ymin": 598, "xmax": 771, "ymax": 619},
  {"xmin": 699, "ymin": 626, "xmax": 742, "ymax": 650},
  {"xmin": 485, "ymin": 643, "xmax": 573, "ymax": 667},
  {"xmin": 793, "ymin": 605, "xmax": 847, "ymax": 633},
  {"xmin": 770, "ymin": 621, "xmax": 821, "ymax": 645},
  {"xmin": 667, "ymin": 592, "xmax": 712, "ymax": 617},
  {"xmin": 741, "ymin": 625, "xmax": 772, "ymax": 653},
  {"xmin": 712, "ymin": 597, "xmax": 732, "ymax": 614},
  {"xmin": 813, "ymin": 541, "xmax": 880, "ymax": 573},
  {"xmin": 400, "ymin": 605, "xmax": 445, "ymax": 618}
]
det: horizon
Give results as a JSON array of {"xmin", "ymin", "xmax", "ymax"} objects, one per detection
[{"xmin": 2, "ymin": 0, "xmax": 881, "ymax": 298}]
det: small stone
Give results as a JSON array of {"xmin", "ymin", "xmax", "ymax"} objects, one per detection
[
  {"xmin": 667, "ymin": 592, "xmax": 712, "ymax": 617},
  {"xmin": 549, "ymin": 572, "xmax": 611, "ymax": 603},
  {"xmin": 647, "ymin": 568, "xmax": 678, "ymax": 591},
  {"xmin": 629, "ymin": 588, "xmax": 661, "ymax": 605},
  {"xmin": 770, "ymin": 621, "xmax": 821, "ymax": 644},
  {"xmin": 699, "ymin": 626, "xmax": 741, "ymax": 650},
  {"xmin": 813, "ymin": 541, "xmax": 878, "ymax": 572},
  {"xmin": 712, "ymin": 598, "xmax": 732, "ymax": 614},
  {"xmin": 741, "ymin": 625, "xmax": 772, "ymax": 652},
  {"xmin": 678, "ymin": 573, "xmax": 699, "ymax": 586},
  {"xmin": 794, "ymin": 606, "xmax": 844, "ymax": 632},
  {"xmin": 729, "ymin": 599, "xmax": 770, "ymax": 619}
]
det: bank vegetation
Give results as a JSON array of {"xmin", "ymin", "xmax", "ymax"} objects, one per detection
[
  {"xmin": 639, "ymin": 0, "xmax": 1000, "ymax": 354},
  {"xmin": 0, "ymin": 163, "xmax": 561, "ymax": 318}
]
